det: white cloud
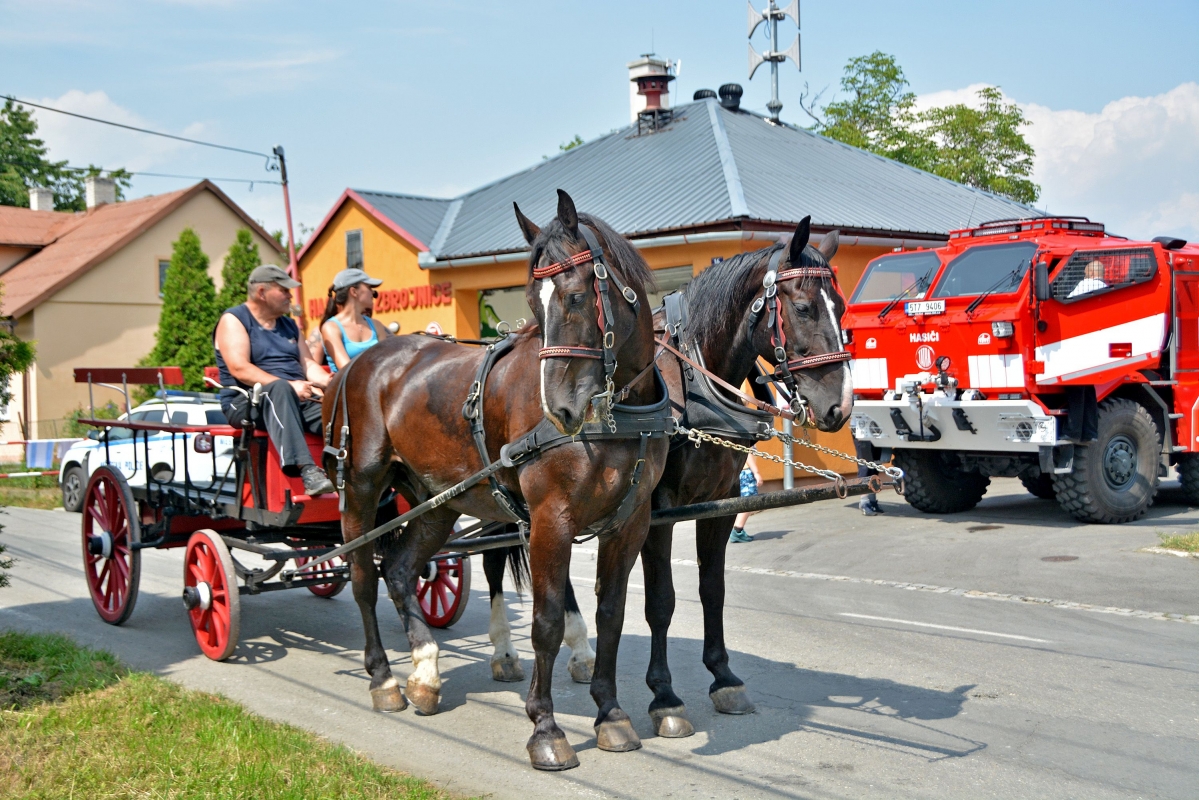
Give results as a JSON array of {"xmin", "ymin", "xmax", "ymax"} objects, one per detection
[
  {"xmin": 31, "ymin": 89, "xmax": 197, "ymax": 172},
  {"xmin": 915, "ymin": 82, "xmax": 1199, "ymax": 242}
]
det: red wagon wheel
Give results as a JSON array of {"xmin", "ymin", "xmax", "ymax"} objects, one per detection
[
  {"xmin": 182, "ymin": 529, "xmax": 241, "ymax": 661},
  {"xmin": 417, "ymin": 556, "xmax": 471, "ymax": 628},
  {"xmin": 81, "ymin": 466, "xmax": 141, "ymax": 625},
  {"xmin": 293, "ymin": 547, "xmax": 347, "ymax": 598}
]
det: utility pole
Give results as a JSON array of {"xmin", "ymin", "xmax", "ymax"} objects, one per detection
[
  {"xmin": 272, "ymin": 145, "xmax": 307, "ymax": 331},
  {"xmin": 748, "ymin": 0, "xmax": 800, "ymax": 123}
]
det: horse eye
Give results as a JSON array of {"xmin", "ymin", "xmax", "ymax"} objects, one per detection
[
  {"xmin": 568, "ymin": 293, "xmax": 585, "ymax": 307},
  {"xmin": 794, "ymin": 302, "xmax": 813, "ymax": 317}
]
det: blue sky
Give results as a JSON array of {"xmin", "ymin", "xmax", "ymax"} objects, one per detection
[{"xmin": 3, "ymin": 0, "xmax": 1198, "ymax": 241}]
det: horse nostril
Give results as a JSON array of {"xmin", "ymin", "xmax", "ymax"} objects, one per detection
[{"xmin": 826, "ymin": 406, "xmax": 843, "ymax": 426}]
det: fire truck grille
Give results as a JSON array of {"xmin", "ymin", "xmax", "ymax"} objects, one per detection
[{"xmin": 1051, "ymin": 248, "xmax": 1156, "ymax": 302}]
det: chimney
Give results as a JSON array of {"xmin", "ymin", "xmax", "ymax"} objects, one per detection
[
  {"xmin": 28, "ymin": 187, "xmax": 55, "ymax": 211},
  {"xmin": 85, "ymin": 176, "xmax": 116, "ymax": 209},
  {"xmin": 627, "ymin": 54, "xmax": 674, "ymax": 123},
  {"xmin": 718, "ymin": 84, "xmax": 743, "ymax": 111}
]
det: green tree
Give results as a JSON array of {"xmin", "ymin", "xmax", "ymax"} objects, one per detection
[
  {"xmin": 916, "ymin": 87, "xmax": 1039, "ymax": 204},
  {"xmin": 216, "ymin": 229, "xmax": 262, "ymax": 312},
  {"xmin": 138, "ymin": 228, "xmax": 219, "ymax": 395},
  {"xmin": 811, "ymin": 52, "xmax": 1039, "ymax": 203},
  {"xmin": 0, "ymin": 99, "xmax": 131, "ymax": 211}
]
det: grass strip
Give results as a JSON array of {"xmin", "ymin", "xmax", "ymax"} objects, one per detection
[
  {"xmin": 0, "ymin": 631, "xmax": 454, "ymax": 799},
  {"xmin": 1158, "ymin": 531, "xmax": 1199, "ymax": 553},
  {"xmin": 0, "ymin": 463, "xmax": 63, "ymax": 510}
]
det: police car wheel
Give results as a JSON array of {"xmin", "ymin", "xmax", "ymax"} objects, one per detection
[
  {"xmin": 61, "ymin": 466, "xmax": 85, "ymax": 512},
  {"xmin": 1054, "ymin": 398, "xmax": 1159, "ymax": 524},
  {"xmin": 892, "ymin": 449, "xmax": 990, "ymax": 514}
]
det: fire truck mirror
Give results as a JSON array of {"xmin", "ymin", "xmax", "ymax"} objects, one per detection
[{"xmin": 1034, "ymin": 261, "xmax": 1051, "ymax": 301}]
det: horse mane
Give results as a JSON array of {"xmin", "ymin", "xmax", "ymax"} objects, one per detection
[
  {"xmin": 530, "ymin": 213, "xmax": 657, "ymax": 296},
  {"xmin": 684, "ymin": 238, "xmax": 832, "ymax": 351}
]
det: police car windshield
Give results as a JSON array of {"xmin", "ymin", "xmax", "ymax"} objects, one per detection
[
  {"xmin": 931, "ymin": 242, "xmax": 1037, "ymax": 298},
  {"xmin": 850, "ymin": 251, "xmax": 941, "ymax": 303}
]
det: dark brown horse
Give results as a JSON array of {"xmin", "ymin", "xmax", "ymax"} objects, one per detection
[
  {"xmin": 641, "ymin": 219, "xmax": 851, "ymax": 736},
  {"xmin": 323, "ymin": 190, "xmax": 668, "ymax": 770}
]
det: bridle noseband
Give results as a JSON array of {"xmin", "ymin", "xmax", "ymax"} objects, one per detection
[
  {"xmin": 746, "ymin": 247, "xmax": 851, "ymax": 412},
  {"xmin": 535, "ymin": 225, "xmax": 640, "ymax": 399}
]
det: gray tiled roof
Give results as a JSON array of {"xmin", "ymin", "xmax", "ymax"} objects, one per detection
[
  {"xmin": 360, "ymin": 98, "xmax": 1035, "ymax": 261},
  {"xmin": 352, "ymin": 190, "xmax": 452, "ymax": 248}
]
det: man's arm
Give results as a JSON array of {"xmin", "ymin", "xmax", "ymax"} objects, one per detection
[{"xmin": 215, "ymin": 313, "xmax": 284, "ymax": 387}]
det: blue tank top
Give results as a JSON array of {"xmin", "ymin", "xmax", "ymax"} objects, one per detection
[
  {"xmin": 328, "ymin": 317, "xmax": 379, "ymax": 373},
  {"xmin": 214, "ymin": 305, "xmax": 306, "ymax": 406}
]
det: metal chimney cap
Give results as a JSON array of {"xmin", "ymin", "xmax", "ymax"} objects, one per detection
[
  {"xmin": 718, "ymin": 83, "xmax": 744, "ymax": 110},
  {"xmin": 693, "ymin": 89, "xmax": 717, "ymax": 100}
]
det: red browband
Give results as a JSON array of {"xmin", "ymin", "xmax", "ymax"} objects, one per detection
[
  {"xmin": 776, "ymin": 266, "xmax": 834, "ymax": 282},
  {"xmin": 774, "ymin": 350, "xmax": 852, "ymax": 375},
  {"xmin": 532, "ymin": 250, "xmax": 596, "ymax": 279},
  {"xmin": 539, "ymin": 346, "xmax": 602, "ymax": 360}
]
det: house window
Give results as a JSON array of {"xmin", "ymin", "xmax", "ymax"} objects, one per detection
[
  {"xmin": 158, "ymin": 260, "xmax": 170, "ymax": 297},
  {"xmin": 346, "ymin": 230, "xmax": 364, "ymax": 269}
]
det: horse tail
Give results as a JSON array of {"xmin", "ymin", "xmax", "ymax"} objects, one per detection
[{"xmin": 505, "ymin": 542, "xmax": 530, "ymax": 596}]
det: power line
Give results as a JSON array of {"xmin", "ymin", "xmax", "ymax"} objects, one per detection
[
  {"xmin": 2, "ymin": 94, "xmax": 274, "ymax": 161},
  {"xmin": 62, "ymin": 165, "xmax": 282, "ymax": 187}
]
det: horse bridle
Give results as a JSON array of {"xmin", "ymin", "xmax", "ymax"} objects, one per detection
[
  {"xmin": 745, "ymin": 247, "xmax": 851, "ymax": 413},
  {"xmin": 534, "ymin": 225, "xmax": 640, "ymax": 401}
]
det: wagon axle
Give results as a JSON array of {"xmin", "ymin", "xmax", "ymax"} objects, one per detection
[
  {"xmin": 86, "ymin": 531, "xmax": 112, "ymax": 558},
  {"xmin": 181, "ymin": 582, "xmax": 212, "ymax": 611}
]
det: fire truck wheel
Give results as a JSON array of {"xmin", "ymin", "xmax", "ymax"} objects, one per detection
[
  {"xmin": 1054, "ymin": 398, "xmax": 1160, "ymax": 524},
  {"xmin": 892, "ymin": 450, "xmax": 990, "ymax": 514},
  {"xmin": 1019, "ymin": 470, "xmax": 1056, "ymax": 500},
  {"xmin": 1178, "ymin": 454, "xmax": 1199, "ymax": 505}
]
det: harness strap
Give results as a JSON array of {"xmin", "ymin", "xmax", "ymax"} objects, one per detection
[
  {"xmin": 655, "ymin": 336, "xmax": 801, "ymax": 424},
  {"xmin": 462, "ymin": 335, "xmax": 529, "ymax": 525},
  {"xmin": 322, "ymin": 354, "xmax": 356, "ymax": 509}
]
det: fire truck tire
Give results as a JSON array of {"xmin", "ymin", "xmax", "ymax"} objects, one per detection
[
  {"xmin": 1053, "ymin": 398, "xmax": 1160, "ymax": 524},
  {"xmin": 1178, "ymin": 454, "xmax": 1199, "ymax": 505},
  {"xmin": 1019, "ymin": 471, "xmax": 1056, "ymax": 500},
  {"xmin": 892, "ymin": 450, "xmax": 990, "ymax": 514}
]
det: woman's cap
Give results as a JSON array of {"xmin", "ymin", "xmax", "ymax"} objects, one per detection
[
  {"xmin": 248, "ymin": 264, "xmax": 301, "ymax": 288},
  {"xmin": 333, "ymin": 268, "xmax": 384, "ymax": 289}
]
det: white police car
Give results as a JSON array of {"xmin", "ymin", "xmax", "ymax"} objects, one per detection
[{"xmin": 59, "ymin": 394, "xmax": 235, "ymax": 512}]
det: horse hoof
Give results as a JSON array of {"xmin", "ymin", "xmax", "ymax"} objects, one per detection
[
  {"xmin": 491, "ymin": 656, "xmax": 525, "ymax": 682},
  {"xmin": 370, "ymin": 680, "xmax": 407, "ymax": 713},
  {"xmin": 405, "ymin": 679, "xmax": 440, "ymax": 716},
  {"xmin": 527, "ymin": 734, "xmax": 579, "ymax": 771},
  {"xmin": 710, "ymin": 685, "xmax": 756, "ymax": 715},
  {"xmin": 567, "ymin": 655, "xmax": 594, "ymax": 684},
  {"xmin": 649, "ymin": 706, "xmax": 694, "ymax": 738},
  {"xmin": 595, "ymin": 709, "xmax": 642, "ymax": 752}
]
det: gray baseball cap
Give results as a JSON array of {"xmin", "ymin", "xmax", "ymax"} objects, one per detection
[
  {"xmin": 333, "ymin": 268, "xmax": 383, "ymax": 290},
  {"xmin": 248, "ymin": 264, "xmax": 301, "ymax": 288}
]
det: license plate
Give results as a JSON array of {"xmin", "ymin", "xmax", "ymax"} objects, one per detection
[{"xmin": 904, "ymin": 300, "xmax": 945, "ymax": 316}]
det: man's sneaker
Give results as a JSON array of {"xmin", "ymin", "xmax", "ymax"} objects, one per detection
[
  {"xmin": 859, "ymin": 496, "xmax": 883, "ymax": 516},
  {"xmin": 301, "ymin": 465, "xmax": 335, "ymax": 496},
  {"xmin": 729, "ymin": 528, "xmax": 754, "ymax": 544}
]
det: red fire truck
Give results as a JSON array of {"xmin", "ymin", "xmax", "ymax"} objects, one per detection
[{"xmin": 843, "ymin": 217, "xmax": 1199, "ymax": 523}]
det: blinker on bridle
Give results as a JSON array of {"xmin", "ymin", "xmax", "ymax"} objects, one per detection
[
  {"xmin": 535, "ymin": 226, "xmax": 639, "ymax": 395},
  {"xmin": 746, "ymin": 247, "xmax": 851, "ymax": 412}
]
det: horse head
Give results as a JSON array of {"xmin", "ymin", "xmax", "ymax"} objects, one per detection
[
  {"xmin": 515, "ymin": 190, "xmax": 655, "ymax": 436},
  {"xmin": 758, "ymin": 217, "xmax": 853, "ymax": 432}
]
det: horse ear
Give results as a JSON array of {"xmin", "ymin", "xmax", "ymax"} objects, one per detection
[
  {"xmin": 513, "ymin": 202, "xmax": 540, "ymax": 245},
  {"xmin": 789, "ymin": 215, "xmax": 811, "ymax": 264},
  {"xmin": 818, "ymin": 229, "xmax": 840, "ymax": 260},
  {"xmin": 556, "ymin": 189, "xmax": 580, "ymax": 238}
]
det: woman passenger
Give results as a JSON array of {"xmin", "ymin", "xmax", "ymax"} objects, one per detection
[{"xmin": 320, "ymin": 268, "xmax": 390, "ymax": 372}]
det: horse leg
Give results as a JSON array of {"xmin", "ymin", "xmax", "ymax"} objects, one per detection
[
  {"xmin": 343, "ymin": 479, "xmax": 406, "ymax": 713},
  {"xmin": 380, "ymin": 506, "xmax": 460, "ymax": 715},
  {"xmin": 640, "ymin": 521, "xmax": 693, "ymax": 737},
  {"xmin": 589, "ymin": 506, "xmax": 652, "ymax": 754},
  {"xmin": 483, "ymin": 547, "xmax": 524, "ymax": 682},
  {"xmin": 562, "ymin": 578, "xmax": 595, "ymax": 683},
  {"xmin": 696, "ymin": 514, "xmax": 755, "ymax": 715},
  {"xmin": 524, "ymin": 509, "xmax": 578, "ymax": 770}
]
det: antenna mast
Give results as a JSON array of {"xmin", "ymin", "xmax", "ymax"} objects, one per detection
[{"xmin": 748, "ymin": 0, "xmax": 800, "ymax": 122}]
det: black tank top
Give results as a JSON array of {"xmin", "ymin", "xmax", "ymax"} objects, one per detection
[{"xmin": 214, "ymin": 304, "xmax": 306, "ymax": 406}]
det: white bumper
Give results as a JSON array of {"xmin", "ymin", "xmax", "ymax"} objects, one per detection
[{"xmin": 851, "ymin": 395, "xmax": 1056, "ymax": 453}]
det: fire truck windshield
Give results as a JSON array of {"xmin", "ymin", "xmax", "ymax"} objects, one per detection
[
  {"xmin": 930, "ymin": 242, "xmax": 1037, "ymax": 298},
  {"xmin": 849, "ymin": 251, "xmax": 942, "ymax": 303}
]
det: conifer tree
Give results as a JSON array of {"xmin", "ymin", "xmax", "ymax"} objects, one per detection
[
  {"xmin": 139, "ymin": 228, "xmax": 219, "ymax": 394},
  {"xmin": 216, "ymin": 228, "xmax": 262, "ymax": 312}
]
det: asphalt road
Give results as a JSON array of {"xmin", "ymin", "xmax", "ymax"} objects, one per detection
[{"xmin": 1, "ymin": 477, "xmax": 1196, "ymax": 799}]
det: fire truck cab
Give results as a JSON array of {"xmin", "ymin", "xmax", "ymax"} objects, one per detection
[{"xmin": 843, "ymin": 217, "xmax": 1199, "ymax": 523}]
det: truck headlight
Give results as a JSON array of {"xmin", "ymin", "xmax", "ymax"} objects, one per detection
[
  {"xmin": 997, "ymin": 414, "xmax": 1053, "ymax": 443},
  {"xmin": 850, "ymin": 413, "xmax": 885, "ymax": 440},
  {"xmin": 992, "ymin": 321, "xmax": 1015, "ymax": 338}
]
